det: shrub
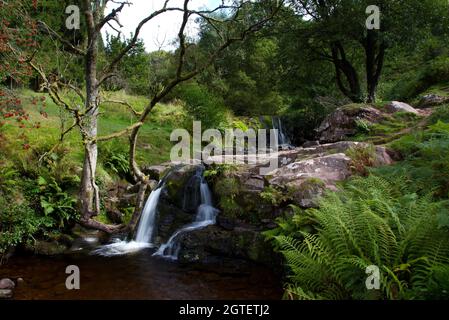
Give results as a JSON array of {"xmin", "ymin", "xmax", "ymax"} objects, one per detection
[{"xmin": 0, "ymin": 197, "xmax": 53, "ymax": 259}]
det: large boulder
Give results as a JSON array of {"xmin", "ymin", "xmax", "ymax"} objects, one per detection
[
  {"xmin": 267, "ymin": 153, "xmax": 352, "ymax": 188},
  {"xmin": 264, "ymin": 142, "xmax": 393, "ymax": 208},
  {"xmin": 316, "ymin": 104, "xmax": 384, "ymax": 143},
  {"xmin": 385, "ymin": 101, "xmax": 419, "ymax": 115}
]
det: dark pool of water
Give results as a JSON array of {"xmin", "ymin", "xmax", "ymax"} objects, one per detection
[{"xmin": 0, "ymin": 250, "xmax": 282, "ymax": 300}]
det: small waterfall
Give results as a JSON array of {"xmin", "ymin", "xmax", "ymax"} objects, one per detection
[
  {"xmin": 91, "ymin": 183, "xmax": 164, "ymax": 256},
  {"xmin": 272, "ymin": 116, "xmax": 292, "ymax": 148},
  {"xmin": 135, "ymin": 187, "xmax": 163, "ymax": 243},
  {"xmin": 154, "ymin": 175, "xmax": 218, "ymax": 260}
]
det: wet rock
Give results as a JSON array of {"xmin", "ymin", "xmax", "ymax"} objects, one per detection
[
  {"xmin": 155, "ymin": 201, "xmax": 194, "ymax": 244},
  {"xmin": 142, "ymin": 164, "xmax": 170, "ymax": 180},
  {"xmin": 385, "ymin": 101, "xmax": 419, "ymax": 115},
  {"xmin": 315, "ymin": 104, "xmax": 384, "ymax": 143},
  {"xmin": 0, "ymin": 278, "xmax": 15, "ymax": 290},
  {"xmin": 419, "ymin": 94, "xmax": 449, "ymax": 108},
  {"xmin": 27, "ymin": 240, "xmax": 69, "ymax": 256},
  {"xmin": 163, "ymin": 164, "xmax": 203, "ymax": 212},
  {"xmin": 0, "ymin": 289, "xmax": 13, "ymax": 299},
  {"xmin": 178, "ymin": 225, "xmax": 280, "ymax": 267},
  {"xmin": 217, "ymin": 216, "xmax": 235, "ymax": 230}
]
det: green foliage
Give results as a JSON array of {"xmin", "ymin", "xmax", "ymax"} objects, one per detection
[
  {"xmin": 283, "ymin": 99, "xmax": 334, "ymax": 142},
  {"xmin": 0, "ymin": 197, "xmax": 52, "ymax": 257},
  {"xmin": 261, "ymin": 185, "xmax": 293, "ymax": 207},
  {"xmin": 214, "ymin": 175, "xmax": 242, "ymax": 218},
  {"xmin": 37, "ymin": 176, "xmax": 78, "ymax": 228},
  {"xmin": 347, "ymin": 144, "xmax": 376, "ymax": 176},
  {"xmin": 99, "ymin": 141, "xmax": 130, "ymax": 179},
  {"xmin": 0, "ymin": 166, "xmax": 19, "ymax": 194},
  {"xmin": 388, "ymin": 56, "xmax": 449, "ymax": 101},
  {"xmin": 428, "ymin": 104, "xmax": 449, "ymax": 125},
  {"xmin": 275, "ymin": 176, "xmax": 449, "ymax": 300},
  {"xmin": 355, "ymin": 119, "xmax": 371, "ymax": 134},
  {"xmin": 173, "ymin": 81, "xmax": 230, "ymax": 130}
]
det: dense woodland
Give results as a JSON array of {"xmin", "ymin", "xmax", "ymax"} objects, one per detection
[{"xmin": 1, "ymin": 0, "xmax": 449, "ymax": 300}]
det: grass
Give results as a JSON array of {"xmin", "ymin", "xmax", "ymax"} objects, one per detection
[
  {"xmin": 1, "ymin": 89, "xmax": 187, "ymax": 168},
  {"xmin": 352, "ymin": 111, "xmax": 422, "ymax": 144}
]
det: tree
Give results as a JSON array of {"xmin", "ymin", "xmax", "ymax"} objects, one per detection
[
  {"xmin": 26, "ymin": 0, "xmax": 285, "ymax": 233},
  {"xmin": 289, "ymin": 0, "xmax": 448, "ymax": 103}
]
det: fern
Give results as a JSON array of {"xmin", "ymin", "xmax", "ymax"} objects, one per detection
[{"xmin": 275, "ymin": 175, "xmax": 449, "ymax": 300}]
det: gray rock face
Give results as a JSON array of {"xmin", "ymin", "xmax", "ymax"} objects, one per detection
[
  {"xmin": 385, "ymin": 101, "xmax": 419, "ymax": 114},
  {"xmin": 0, "ymin": 278, "xmax": 15, "ymax": 290},
  {"xmin": 263, "ymin": 141, "xmax": 393, "ymax": 208},
  {"xmin": 419, "ymin": 94, "xmax": 449, "ymax": 108},
  {"xmin": 267, "ymin": 153, "xmax": 352, "ymax": 188},
  {"xmin": 316, "ymin": 104, "xmax": 384, "ymax": 143}
]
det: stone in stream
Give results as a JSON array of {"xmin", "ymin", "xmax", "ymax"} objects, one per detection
[
  {"xmin": 0, "ymin": 278, "xmax": 15, "ymax": 290},
  {"xmin": 0, "ymin": 289, "xmax": 13, "ymax": 299},
  {"xmin": 0, "ymin": 279, "xmax": 15, "ymax": 299}
]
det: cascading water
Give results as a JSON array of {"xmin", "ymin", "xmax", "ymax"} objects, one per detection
[
  {"xmin": 92, "ymin": 166, "xmax": 218, "ymax": 259},
  {"xmin": 154, "ymin": 172, "xmax": 218, "ymax": 260},
  {"xmin": 91, "ymin": 183, "xmax": 164, "ymax": 256},
  {"xmin": 134, "ymin": 187, "xmax": 163, "ymax": 243},
  {"xmin": 272, "ymin": 116, "xmax": 292, "ymax": 148}
]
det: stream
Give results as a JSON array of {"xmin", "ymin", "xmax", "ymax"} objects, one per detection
[{"xmin": 0, "ymin": 251, "xmax": 282, "ymax": 300}]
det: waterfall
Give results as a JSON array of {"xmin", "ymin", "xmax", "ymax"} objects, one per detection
[
  {"xmin": 134, "ymin": 187, "xmax": 163, "ymax": 243},
  {"xmin": 154, "ymin": 175, "xmax": 218, "ymax": 260},
  {"xmin": 91, "ymin": 183, "xmax": 164, "ymax": 256},
  {"xmin": 272, "ymin": 116, "xmax": 292, "ymax": 148}
]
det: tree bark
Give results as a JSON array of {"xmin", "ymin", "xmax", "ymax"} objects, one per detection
[
  {"xmin": 79, "ymin": 2, "xmax": 100, "ymax": 220},
  {"xmin": 364, "ymin": 30, "xmax": 385, "ymax": 103},
  {"xmin": 331, "ymin": 42, "xmax": 363, "ymax": 103}
]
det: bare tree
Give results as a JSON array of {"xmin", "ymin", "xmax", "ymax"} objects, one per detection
[{"xmin": 29, "ymin": 0, "xmax": 284, "ymax": 233}]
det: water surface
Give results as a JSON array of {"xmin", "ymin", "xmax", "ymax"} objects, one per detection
[{"xmin": 0, "ymin": 251, "xmax": 282, "ymax": 300}]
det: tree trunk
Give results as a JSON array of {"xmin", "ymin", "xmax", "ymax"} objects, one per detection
[
  {"xmin": 331, "ymin": 42, "xmax": 363, "ymax": 103},
  {"xmin": 79, "ymin": 24, "xmax": 100, "ymax": 220},
  {"xmin": 364, "ymin": 30, "xmax": 385, "ymax": 103}
]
